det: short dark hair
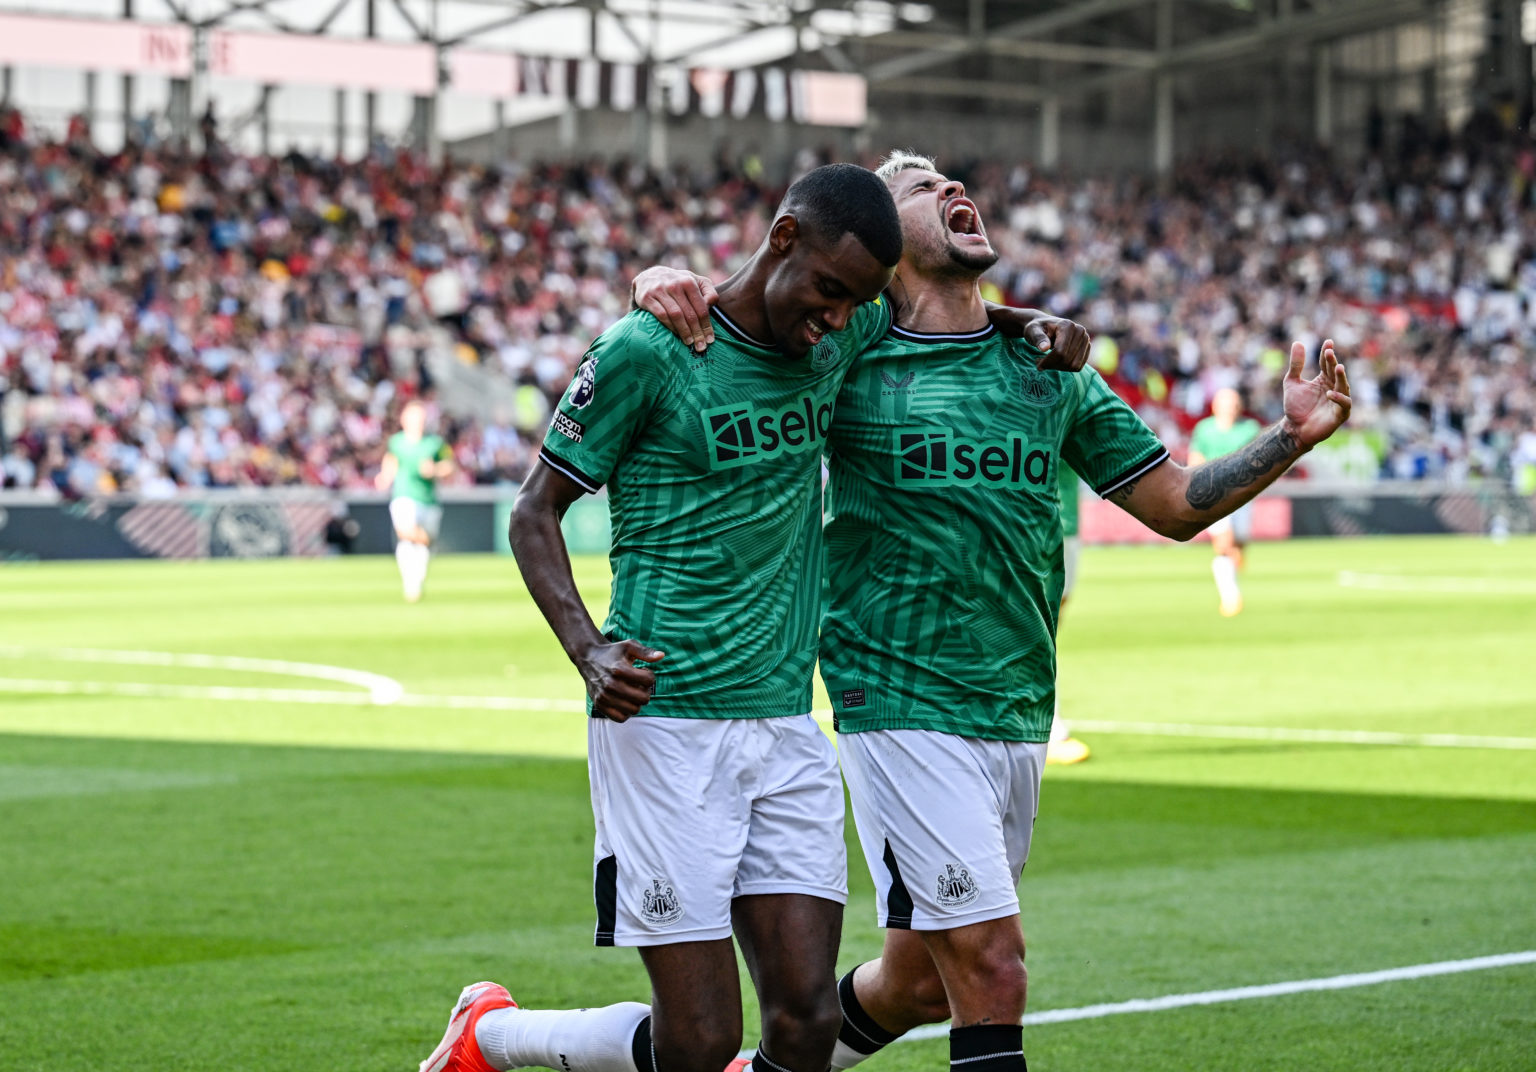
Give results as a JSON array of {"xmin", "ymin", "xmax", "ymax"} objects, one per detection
[{"xmin": 779, "ymin": 163, "xmax": 903, "ymax": 268}]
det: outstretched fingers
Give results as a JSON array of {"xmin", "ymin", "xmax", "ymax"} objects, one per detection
[
  {"xmin": 1329, "ymin": 359, "xmax": 1352, "ymax": 412},
  {"xmin": 1286, "ymin": 340, "xmax": 1306, "ymax": 383}
]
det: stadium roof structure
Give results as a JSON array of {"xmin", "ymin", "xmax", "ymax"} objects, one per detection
[
  {"xmin": 851, "ymin": 0, "xmax": 1441, "ymax": 107},
  {"xmin": 0, "ymin": 0, "xmax": 1439, "ymax": 87},
  {"xmin": 0, "ymin": 0, "xmax": 1482, "ymax": 167}
]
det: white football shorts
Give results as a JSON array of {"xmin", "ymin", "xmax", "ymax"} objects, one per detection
[
  {"xmin": 388, "ymin": 497, "xmax": 443, "ymax": 540},
  {"xmin": 1062, "ymin": 535, "xmax": 1082, "ymax": 600},
  {"xmin": 839, "ymin": 729, "xmax": 1047, "ymax": 931},
  {"xmin": 588, "ymin": 713, "xmax": 847, "ymax": 947},
  {"xmin": 1207, "ymin": 502, "xmax": 1254, "ymax": 542}
]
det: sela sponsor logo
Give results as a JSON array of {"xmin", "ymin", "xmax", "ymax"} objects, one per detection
[
  {"xmin": 568, "ymin": 355, "xmax": 598, "ymax": 409},
  {"xmin": 701, "ymin": 395, "xmax": 835, "ymax": 469},
  {"xmin": 894, "ymin": 430, "xmax": 1053, "ymax": 489},
  {"xmin": 879, "ymin": 370, "xmax": 916, "ymax": 395},
  {"xmin": 640, "ymin": 878, "xmax": 684, "ymax": 926},
  {"xmin": 552, "ymin": 412, "xmax": 586, "ymax": 443},
  {"xmin": 935, "ymin": 863, "xmax": 980, "ymax": 908},
  {"xmin": 841, "ymin": 688, "xmax": 867, "ymax": 709}
]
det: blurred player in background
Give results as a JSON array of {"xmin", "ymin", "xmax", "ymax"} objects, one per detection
[
  {"xmin": 375, "ymin": 400, "xmax": 454, "ymax": 603},
  {"xmin": 1188, "ymin": 387, "xmax": 1263, "ymax": 616},
  {"xmin": 1047, "ymin": 463, "xmax": 1090, "ymax": 766},
  {"xmin": 640, "ymin": 150, "xmax": 1351, "ymax": 1072}
]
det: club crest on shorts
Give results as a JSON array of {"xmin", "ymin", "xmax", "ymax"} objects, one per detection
[
  {"xmin": 640, "ymin": 878, "xmax": 684, "ymax": 926},
  {"xmin": 569, "ymin": 356, "xmax": 598, "ymax": 409},
  {"xmin": 936, "ymin": 863, "xmax": 980, "ymax": 908}
]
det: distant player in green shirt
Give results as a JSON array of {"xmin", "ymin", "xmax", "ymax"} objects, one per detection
[
  {"xmin": 375, "ymin": 400, "xmax": 454, "ymax": 603},
  {"xmin": 1189, "ymin": 387, "xmax": 1263, "ymax": 616},
  {"xmin": 634, "ymin": 151, "xmax": 1352, "ymax": 1072},
  {"xmin": 417, "ymin": 166, "xmax": 906, "ymax": 1072}
]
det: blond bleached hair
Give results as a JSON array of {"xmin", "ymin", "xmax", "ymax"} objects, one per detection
[{"xmin": 874, "ymin": 150, "xmax": 937, "ymax": 184}]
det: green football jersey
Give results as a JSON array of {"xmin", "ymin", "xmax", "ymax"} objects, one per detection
[
  {"xmin": 821, "ymin": 322, "xmax": 1167, "ymax": 742},
  {"xmin": 1190, "ymin": 416, "xmax": 1261, "ymax": 460},
  {"xmin": 540, "ymin": 300, "xmax": 892, "ymax": 720},
  {"xmin": 1058, "ymin": 461, "xmax": 1081, "ymax": 538},
  {"xmin": 388, "ymin": 432, "xmax": 451, "ymax": 505}
]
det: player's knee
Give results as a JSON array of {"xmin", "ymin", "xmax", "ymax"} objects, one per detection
[
  {"xmin": 968, "ymin": 946, "xmax": 1028, "ymax": 1013},
  {"xmin": 758, "ymin": 981, "xmax": 842, "ymax": 1059},
  {"xmin": 652, "ymin": 1023, "xmax": 740, "ymax": 1072}
]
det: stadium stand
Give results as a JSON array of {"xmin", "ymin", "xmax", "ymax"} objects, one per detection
[{"xmin": 2, "ymin": 104, "xmax": 1534, "ymax": 497}]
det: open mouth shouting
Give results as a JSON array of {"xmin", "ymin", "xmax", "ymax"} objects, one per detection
[{"xmin": 944, "ymin": 197, "xmax": 989, "ymax": 244}]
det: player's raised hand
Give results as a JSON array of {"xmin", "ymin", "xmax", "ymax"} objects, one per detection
[
  {"xmin": 1026, "ymin": 316, "xmax": 1091, "ymax": 372},
  {"xmin": 631, "ymin": 267, "xmax": 718, "ymax": 353},
  {"xmin": 577, "ymin": 639, "xmax": 665, "ymax": 722},
  {"xmin": 1281, "ymin": 338, "xmax": 1352, "ymax": 448}
]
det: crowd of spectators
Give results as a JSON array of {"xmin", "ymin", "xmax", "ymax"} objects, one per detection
[{"xmin": 1, "ymin": 101, "xmax": 1533, "ymax": 498}]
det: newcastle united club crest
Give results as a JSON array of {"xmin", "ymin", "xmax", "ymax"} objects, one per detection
[
  {"xmin": 936, "ymin": 863, "xmax": 980, "ymax": 908},
  {"xmin": 640, "ymin": 878, "xmax": 684, "ymax": 926}
]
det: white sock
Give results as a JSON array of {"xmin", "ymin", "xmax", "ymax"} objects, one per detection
[
  {"xmin": 830, "ymin": 1039, "xmax": 873, "ymax": 1070},
  {"xmin": 1212, "ymin": 555, "xmax": 1240, "ymax": 603},
  {"xmin": 476, "ymin": 1002, "xmax": 651, "ymax": 1072},
  {"xmin": 409, "ymin": 542, "xmax": 432, "ymax": 590},
  {"xmin": 395, "ymin": 542, "xmax": 413, "ymax": 591}
]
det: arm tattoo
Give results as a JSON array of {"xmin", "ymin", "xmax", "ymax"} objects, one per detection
[{"xmin": 1185, "ymin": 423, "xmax": 1299, "ymax": 511}]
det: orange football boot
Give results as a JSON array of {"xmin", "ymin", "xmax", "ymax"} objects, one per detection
[{"xmin": 419, "ymin": 982, "xmax": 517, "ymax": 1072}]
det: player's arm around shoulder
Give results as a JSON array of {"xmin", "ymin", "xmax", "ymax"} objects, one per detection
[
  {"xmin": 982, "ymin": 302, "xmax": 1091, "ymax": 371},
  {"xmin": 1103, "ymin": 341, "xmax": 1351, "ymax": 540}
]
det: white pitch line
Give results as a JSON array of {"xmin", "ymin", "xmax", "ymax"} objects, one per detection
[
  {"xmin": 737, "ymin": 951, "xmax": 1536, "ymax": 1056},
  {"xmin": 0, "ymin": 678, "xmax": 587, "ymax": 713},
  {"xmin": 903, "ymin": 950, "xmax": 1536, "ymax": 1041},
  {"xmin": 1337, "ymin": 570, "xmax": 1536, "ymax": 595},
  {"xmin": 1067, "ymin": 719, "xmax": 1536, "ymax": 752},
  {"xmin": 0, "ymin": 645, "xmax": 404, "ymax": 703},
  {"xmin": 395, "ymin": 693, "xmax": 588, "ymax": 713}
]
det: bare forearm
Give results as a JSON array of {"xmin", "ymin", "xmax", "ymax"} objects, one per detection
[
  {"xmin": 509, "ymin": 499, "xmax": 606, "ymax": 663},
  {"xmin": 983, "ymin": 301, "xmax": 1049, "ymax": 333},
  {"xmin": 1184, "ymin": 421, "xmax": 1304, "ymax": 515},
  {"xmin": 1114, "ymin": 421, "xmax": 1306, "ymax": 541}
]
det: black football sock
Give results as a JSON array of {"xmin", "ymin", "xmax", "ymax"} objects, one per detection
[
  {"xmin": 829, "ymin": 967, "xmax": 902, "ymax": 1070},
  {"xmin": 949, "ymin": 1024, "xmax": 1026, "ymax": 1072}
]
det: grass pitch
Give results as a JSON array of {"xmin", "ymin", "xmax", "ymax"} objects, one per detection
[{"xmin": 1, "ymin": 536, "xmax": 1533, "ymax": 1071}]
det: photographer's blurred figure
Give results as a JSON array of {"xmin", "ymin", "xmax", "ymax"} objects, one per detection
[{"xmin": 376, "ymin": 400, "xmax": 454, "ymax": 602}]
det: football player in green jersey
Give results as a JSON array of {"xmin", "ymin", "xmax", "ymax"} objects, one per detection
[
  {"xmin": 375, "ymin": 400, "xmax": 455, "ymax": 603},
  {"xmin": 1189, "ymin": 387, "xmax": 1264, "ymax": 616},
  {"xmin": 418, "ymin": 166, "xmax": 905, "ymax": 1072},
  {"xmin": 638, "ymin": 151, "xmax": 1350, "ymax": 1072}
]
